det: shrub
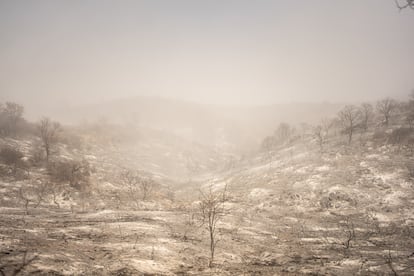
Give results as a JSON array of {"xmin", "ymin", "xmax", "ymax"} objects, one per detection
[
  {"xmin": 48, "ymin": 159, "xmax": 90, "ymax": 189},
  {"xmin": 0, "ymin": 147, "xmax": 24, "ymax": 175},
  {"xmin": 372, "ymin": 129, "xmax": 388, "ymax": 144},
  {"xmin": 388, "ymin": 127, "xmax": 413, "ymax": 145},
  {"xmin": 29, "ymin": 142, "xmax": 45, "ymax": 166},
  {"xmin": 0, "ymin": 146, "xmax": 23, "ymax": 166}
]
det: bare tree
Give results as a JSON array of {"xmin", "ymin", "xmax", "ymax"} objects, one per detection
[
  {"xmin": 38, "ymin": 117, "xmax": 61, "ymax": 162},
  {"xmin": 261, "ymin": 123, "xmax": 296, "ymax": 152},
  {"xmin": 121, "ymin": 170, "xmax": 155, "ymax": 206},
  {"xmin": 313, "ymin": 118, "xmax": 334, "ymax": 152},
  {"xmin": 383, "ymin": 250, "xmax": 398, "ymax": 276},
  {"xmin": 395, "ymin": 0, "xmax": 414, "ymax": 10},
  {"xmin": 0, "ymin": 102, "xmax": 24, "ymax": 137},
  {"xmin": 341, "ymin": 216, "xmax": 356, "ymax": 250},
  {"xmin": 338, "ymin": 105, "xmax": 360, "ymax": 144},
  {"xmin": 121, "ymin": 169, "xmax": 141, "ymax": 208},
  {"xmin": 406, "ymin": 113, "xmax": 414, "ymax": 129},
  {"xmin": 274, "ymin": 122, "xmax": 295, "ymax": 144},
  {"xmin": 406, "ymin": 91, "xmax": 414, "ymax": 129},
  {"xmin": 199, "ymin": 183, "xmax": 228, "ymax": 267},
  {"xmin": 313, "ymin": 125, "xmax": 325, "ymax": 152},
  {"xmin": 18, "ymin": 188, "xmax": 31, "ymax": 215},
  {"xmin": 0, "ymin": 251, "xmax": 38, "ymax": 276},
  {"xmin": 166, "ymin": 206, "xmax": 197, "ymax": 242},
  {"xmin": 360, "ymin": 103, "xmax": 374, "ymax": 132},
  {"xmin": 376, "ymin": 98, "xmax": 397, "ymax": 126},
  {"xmin": 182, "ymin": 207, "xmax": 197, "ymax": 241},
  {"xmin": 140, "ymin": 176, "xmax": 154, "ymax": 201},
  {"xmin": 261, "ymin": 135, "xmax": 276, "ymax": 153}
]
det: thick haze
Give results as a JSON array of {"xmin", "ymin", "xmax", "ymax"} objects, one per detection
[{"xmin": 0, "ymin": 0, "xmax": 413, "ymax": 111}]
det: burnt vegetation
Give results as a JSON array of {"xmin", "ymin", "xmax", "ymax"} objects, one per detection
[{"xmin": 0, "ymin": 94, "xmax": 413, "ymax": 275}]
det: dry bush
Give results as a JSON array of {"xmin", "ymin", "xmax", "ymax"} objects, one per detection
[
  {"xmin": 340, "ymin": 216, "xmax": 356, "ymax": 250},
  {"xmin": 182, "ymin": 208, "xmax": 198, "ymax": 241},
  {"xmin": 48, "ymin": 159, "xmax": 90, "ymax": 189},
  {"xmin": 0, "ymin": 146, "xmax": 25, "ymax": 177},
  {"xmin": 28, "ymin": 142, "xmax": 45, "ymax": 166},
  {"xmin": 48, "ymin": 161, "xmax": 72, "ymax": 183},
  {"xmin": 120, "ymin": 169, "xmax": 156, "ymax": 207},
  {"xmin": 169, "ymin": 206, "xmax": 198, "ymax": 242},
  {"xmin": 261, "ymin": 123, "xmax": 296, "ymax": 151},
  {"xmin": 16, "ymin": 180, "xmax": 51, "ymax": 213},
  {"xmin": 388, "ymin": 127, "xmax": 414, "ymax": 150},
  {"xmin": 372, "ymin": 129, "xmax": 388, "ymax": 145},
  {"xmin": 0, "ymin": 146, "xmax": 23, "ymax": 166},
  {"xmin": 120, "ymin": 170, "xmax": 141, "ymax": 208}
]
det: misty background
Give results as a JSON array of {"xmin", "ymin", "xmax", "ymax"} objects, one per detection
[{"xmin": 1, "ymin": 0, "xmax": 413, "ymax": 150}]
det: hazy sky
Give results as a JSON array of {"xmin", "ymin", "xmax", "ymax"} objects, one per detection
[{"xmin": 0, "ymin": 0, "xmax": 413, "ymax": 107}]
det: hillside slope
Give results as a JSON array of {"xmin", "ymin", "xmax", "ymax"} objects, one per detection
[{"xmin": 1, "ymin": 119, "xmax": 414, "ymax": 275}]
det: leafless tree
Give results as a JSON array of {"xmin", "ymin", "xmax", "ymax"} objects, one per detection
[
  {"xmin": 198, "ymin": 183, "xmax": 228, "ymax": 267},
  {"xmin": 274, "ymin": 122, "xmax": 295, "ymax": 144},
  {"xmin": 140, "ymin": 176, "xmax": 154, "ymax": 201},
  {"xmin": 121, "ymin": 170, "xmax": 155, "ymax": 206},
  {"xmin": 68, "ymin": 160, "xmax": 90, "ymax": 188},
  {"xmin": 261, "ymin": 123, "xmax": 296, "ymax": 152},
  {"xmin": 0, "ymin": 251, "xmax": 38, "ymax": 276},
  {"xmin": 38, "ymin": 117, "xmax": 61, "ymax": 162},
  {"xmin": 406, "ymin": 91, "xmax": 414, "ymax": 129},
  {"xmin": 338, "ymin": 105, "xmax": 360, "ymax": 144},
  {"xmin": 376, "ymin": 98, "xmax": 397, "ymax": 126},
  {"xmin": 384, "ymin": 250, "xmax": 398, "ymax": 276},
  {"xmin": 406, "ymin": 113, "xmax": 414, "ymax": 129},
  {"xmin": 121, "ymin": 170, "xmax": 141, "ymax": 207},
  {"xmin": 313, "ymin": 126, "xmax": 325, "ymax": 152},
  {"xmin": 18, "ymin": 188, "xmax": 31, "ymax": 215},
  {"xmin": 395, "ymin": 0, "xmax": 414, "ymax": 10},
  {"xmin": 261, "ymin": 135, "xmax": 276, "ymax": 153},
  {"xmin": 0, "ymin": 102, "xmax": 24, "ymax": 137},
  {"xmin": 182, "ymin": 207, "xmax": 197, "ymax": 241},
  {"xmin": 50, "ymin": 181, "xmax": 64, "ymax": 209},
  {"xmin": 341, "ymin": 216, "xmax": 356, "ymax": 250},
  {"xmin": 360, "ymin": 103, "xmax": 374, "ymax": 132},
  {"xmin": 32, "ymin": 180, "xmax": 47, "ymax": 208},
  {"xmin": 313, "ymin": 118, "xmax": 334, "ymax": 152}
]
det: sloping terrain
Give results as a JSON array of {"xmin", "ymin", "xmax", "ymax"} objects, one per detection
[{"xmin": 1, "ymin": 123, "xmax": 414, "ymax": 275}]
